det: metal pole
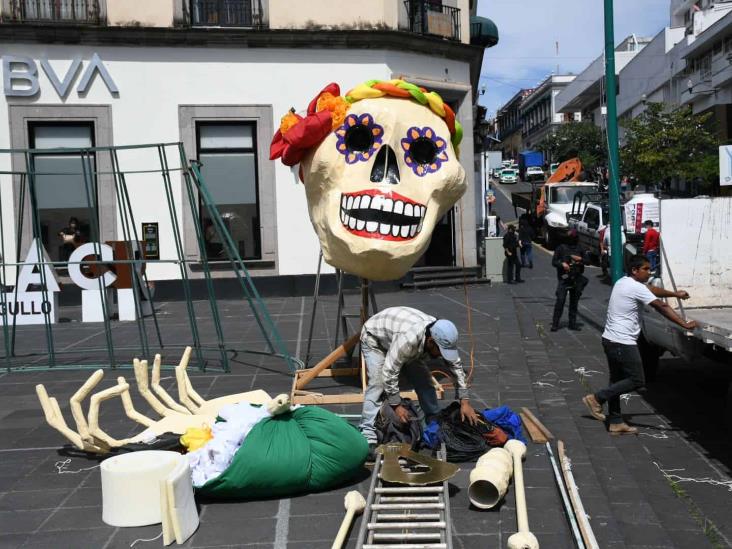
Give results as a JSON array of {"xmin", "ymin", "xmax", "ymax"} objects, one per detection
[{"xmin": 604, "ymin": 0, "xmax": 624, "ymax": 283}]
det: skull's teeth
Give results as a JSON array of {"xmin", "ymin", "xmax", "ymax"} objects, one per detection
[{"xmin": 340, "ymin": 194, "xmax": 426, "ymax": 239}]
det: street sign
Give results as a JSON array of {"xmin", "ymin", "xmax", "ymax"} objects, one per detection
[{"xmin": 719, "ymin": 145, "xmax": 732, "ymax": 186}]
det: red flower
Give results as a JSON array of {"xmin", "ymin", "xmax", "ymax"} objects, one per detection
[{"xmin": 270, "ymin": 83, "xmax": 341, "ymax": 167}]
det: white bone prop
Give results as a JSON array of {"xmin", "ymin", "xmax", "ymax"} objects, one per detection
[
  {"xmin": 468, "ymin": 447, "xmax": 514, "ymax": 509},
  {"xmin": 101, "ymin": 450, "xmax": 183, "ymax": 527},
  {"xmin": 331, "ymin": 490, "xmax": 367, "ymax": 549},
  {"xmin": 174, "ymin": 346, "xmax": 271, "ymax": 415},
  {"xmin": 505, "ymin": 440, "xmax": 540, "ymax": 549},
  {"xmin": 35, "ymin": 384, "xmax": 107, "ymax": 454},
  {"xmin": 301, "ymin": 97, "xmax": 467, "ymax": 281},
  {"xmin": 266, "ymin": 393, "xmax": 291, "ymax": 415},
  {"xmin": 150, "ymin": 354, "xmax": 192, "ymax": 415},
  {"xmin": 160, "ymin": 457, "xmax": 199, "ymax": 545}
]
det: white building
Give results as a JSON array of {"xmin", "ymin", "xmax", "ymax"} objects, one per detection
[
  {"xmin": 519, "ymin": 74, "xmax": 578, "ymax": 151},
  {"xmin": 0, "ymin": 0, "xmax": 498, "ymax": 285},
  {"xmin": 555, "ymin": 35, "xmax": 651, "ymax": 128}
]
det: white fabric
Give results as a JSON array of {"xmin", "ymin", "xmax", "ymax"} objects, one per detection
[
  {"xmin": 602, "ymin": 226, "xmax": 626, "ymax": 256},
  {"xmin": 186, "ymin": 402, "xmax": 271, "ymax": 487},
  {"xmin": 602, "ymin": 276, "xmax": 657, "ymax": 344}
]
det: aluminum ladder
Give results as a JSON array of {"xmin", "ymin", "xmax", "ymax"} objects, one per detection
[{"xmin": 355, "ymin": 447, "xmax": 453, "ymax": 549}]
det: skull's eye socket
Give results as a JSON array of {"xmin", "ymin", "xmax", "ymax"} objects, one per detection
[
  {"xmin": 410, "ymin": 137, "xmax": 438, "ymax": 165},
  {"xmin": 344, "ymin": 125, "xmax": 374, "ymax": 152}
]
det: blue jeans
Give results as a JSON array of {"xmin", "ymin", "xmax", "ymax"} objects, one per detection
[
  {"xmin": 646, "ymin": 249, "xmax": 659, "ymax": 274},
  {"xmin": 520, "ymin": 241, "xmax": 533, "ymax": 267},
  {"xmin": 358, "ymin": 336, "xmax": 439, "ymax": 443}
]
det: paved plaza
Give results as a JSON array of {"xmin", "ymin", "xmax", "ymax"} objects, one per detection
[{"xmin": 1, "ymin": 244, "xmax": 731, "ymax": 548}]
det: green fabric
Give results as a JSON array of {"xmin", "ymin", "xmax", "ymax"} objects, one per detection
[{"xmin": 197, "ymin": 406, "xmax": 368, "ymax": 499}]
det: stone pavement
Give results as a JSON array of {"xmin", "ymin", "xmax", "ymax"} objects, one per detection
[{"xmin": 0, "ymin": 246, "xmax": 731, "ymax": 548}]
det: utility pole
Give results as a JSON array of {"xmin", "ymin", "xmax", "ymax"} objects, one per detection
[{"xmin": 604, "ymin": 0, "xmax": 623, "ymax": 283}]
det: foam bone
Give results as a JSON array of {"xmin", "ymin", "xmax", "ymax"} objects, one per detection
[
  {"xmin": 505, "ymin": 440, "xmax": 540, "ymax": 549},
  {"xmin": 331, "ymin": 490, "xmax": 366, "ymax": 549}
]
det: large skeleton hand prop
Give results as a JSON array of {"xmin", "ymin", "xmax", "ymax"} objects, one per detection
[{"xmin": 38, "ymin": 348, "xmax": 272, "ymax": 453}]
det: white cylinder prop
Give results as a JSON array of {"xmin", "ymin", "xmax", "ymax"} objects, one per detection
[
  {"xmin": 468, "ymin": 448, "xmax": 513, "ymax": 510},
  {"xmin": 101, "ymin": 450, "xmax": 183, "ymax": 527},
  {"xmin": 505, "ymin": 440, "xmax": 539, "ymax": 549}
]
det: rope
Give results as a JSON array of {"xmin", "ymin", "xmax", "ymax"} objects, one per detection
[
  {"xmin": 54, "ymin": 458, "xmax": 101, "ymax": 475},
  {"xmin": 456, "ymin": 199, "xmax": 476, "ymax": 385},
  {"xmin": 130, "ymin": 532, "xmax": 163, "ymax": 547}
]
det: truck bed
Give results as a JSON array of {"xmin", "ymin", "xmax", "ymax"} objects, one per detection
[
  {"xmin": 511, "ymin": 192, "xmax": 532, "ymax": 212},
  {"xmin": 685, "ymin": 308, "xmax": 732, "ymax": 351}
]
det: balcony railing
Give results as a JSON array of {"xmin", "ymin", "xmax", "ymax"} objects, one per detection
[
  {"xmin": 403, "ymin": 1, "xmax": 461, "ymax": 42},
  {"xmin": 191, "ymin": 0, "xmax": 263, "ymax": 28},
  {"xmin": 10, "ymin": 0, "xmax": 99, "ymax": 24}
]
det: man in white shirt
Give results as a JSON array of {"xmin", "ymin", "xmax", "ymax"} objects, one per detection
[
  {"xmin": 583, "ymin": 255, "xmax": 697, "ymax": 435},
  {"xmin": 359, "ymin": 307, "xmax": 479, "ymax": 458},
  {"xmin": 600, "ymin": 222, "xmax": 626, "ymax": 279}
]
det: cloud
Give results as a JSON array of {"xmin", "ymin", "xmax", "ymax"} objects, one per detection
[{"xmin": 478, "ymin": 0, "xmax": 669, "ymax": 117}]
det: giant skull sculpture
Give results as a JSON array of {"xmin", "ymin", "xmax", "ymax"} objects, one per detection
[{"xmin": 271, "ymin": 81, "xmax": 467, "ymax": 281}]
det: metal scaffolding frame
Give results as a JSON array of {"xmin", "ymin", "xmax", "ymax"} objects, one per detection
[{"xmin": 0, "ymin": 142, "xmax": 297, "ymax": 373}]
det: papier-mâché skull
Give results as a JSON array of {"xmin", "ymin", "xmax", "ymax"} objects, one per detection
[{"xmin": 272, "ymin": 81, "xmax": 467, "ymax": 281}]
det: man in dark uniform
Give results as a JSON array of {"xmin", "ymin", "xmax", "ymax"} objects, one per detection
[
  {"xmin": 502, "ymin": 225, "xmax": 523, "ymax": 284},
  {"xmin": 551, "ymin": 229, "xmax": 587, "ymax": 331}
]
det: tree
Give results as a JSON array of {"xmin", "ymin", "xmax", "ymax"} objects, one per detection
[
  {"xmin": 537, "ymin": 121, "xmax": 607, "ymax": 170},
  {"xmin": 620, "ymin": 102, "xmax": 718, "ymax": 193}
]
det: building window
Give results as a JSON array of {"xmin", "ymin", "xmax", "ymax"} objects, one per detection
[
  {"xmin": 699, "ymin": 53, "xmax": 712, "ymax": 79},
  {"xmin": 12, "ymin": 0, "xmax": 100, "ymax": 24},
  {"xmin": 196, "ymin": 122, "xmax": 260, "ymax": 260},
  {"xmin": 28, "ymin": 122, "xmax": 95, "ymax": 263},
  {"xmin": 190, "ymin": 0, "xmax": 262, "ymax": 27}
]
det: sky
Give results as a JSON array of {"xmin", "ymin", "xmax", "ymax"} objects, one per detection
[{"xmin": 476, "ymin": 0, "xmax": 671, "ymax": 118}]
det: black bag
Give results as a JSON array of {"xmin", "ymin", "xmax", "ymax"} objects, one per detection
[
  {"xmin": 375, "ymin": 399, "xmax": 422, "ymax": 448},
  {"xmin": 437, "ymin": 402, "xmax": 503, "ymax": 462}
]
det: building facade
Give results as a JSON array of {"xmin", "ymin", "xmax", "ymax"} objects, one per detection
[
  {"xmin": 494, "ymin": 88, "xmax": 532, "ymax": 160},
  {"xmin": 555, "ymin": 35, "xmax": 651, "ymax": 128},
  {"xmin": 520, "ymin": 74, "xmax": 577, "ymax": 151},
  {"xmin": 0, "ymin": 0, "xmax": 497, "ymax": 283}
]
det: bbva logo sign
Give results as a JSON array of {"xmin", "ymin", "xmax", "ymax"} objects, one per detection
[{"xmin": 3, "ymin": 53, "xmax": 118, "ymax": 98}]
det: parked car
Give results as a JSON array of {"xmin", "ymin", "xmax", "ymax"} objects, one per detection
[
  {"xmin": 499, "ymin": 169, "xmax": 518, "ymax": 184},
  {"xmin": 525, "ymin": 166, "xmax": 545, "ymax": 182}
]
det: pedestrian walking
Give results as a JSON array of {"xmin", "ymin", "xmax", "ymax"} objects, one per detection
[
  {"xmin": 503, "ymin": 225, "xmax": 523, "ymax": 284},
  {"xmin": 642, "ymin": 220, "xmax": 660, "ymax": 275},
  {"xmin": 550, "ymin": 229, "xmax": 587, "ymax": 331},
  {"xmin": 518, "ymin": 215, "xmax": 534, "ymax": 269},
  {"xmin": 359, "ymin": 306, "xmax": 479, "ymax": 460},
  {"xmin": 583, "ymin": 254, "xmax": 697, "ymax": 435}
]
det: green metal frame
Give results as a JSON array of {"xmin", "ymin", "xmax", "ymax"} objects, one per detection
[{"xmin": 0, "ymin": 142, "xmax": 298, "ymax": 373}]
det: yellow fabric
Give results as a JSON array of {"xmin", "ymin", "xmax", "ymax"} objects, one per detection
[{"xmin": 180, "ymin": 425, "xmax": 213, "ymax": 452}]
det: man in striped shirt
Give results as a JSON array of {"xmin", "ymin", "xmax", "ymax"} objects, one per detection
[{"xmin": 359, "ymin": 306, "xmax": 479, "ymax": 455}]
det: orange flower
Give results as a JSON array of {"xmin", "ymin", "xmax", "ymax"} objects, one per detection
[
  {"xmin": 279, "ymin": 109, "xmax": 301, "ymax": 135},
  {"xmin": 316, "ymin": 92, "xmax": 350, "ymax": 130}
]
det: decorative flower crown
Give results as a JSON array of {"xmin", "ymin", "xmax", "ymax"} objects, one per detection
[{"xmin": 269, "ymin": 79, "xmax": 463, "ymax": 168}]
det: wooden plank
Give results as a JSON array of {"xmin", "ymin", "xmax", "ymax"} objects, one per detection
[
  {"xmin": 295, "ymin": 333, "xmax": 360, "ymax": 390},
  {"xmin": 316, "ymin": 367, "xmax": 361, "ymax": 378},
  {"xmin": 558, "ymin": 440, "xmax": 600, "ymax": 549},
  {"xmin": 521, "ymin": 407, "xmax": 554, "ymax": 440},
  {"xmin": 520, "ymin": 412, "xmax": 548, "ymax": 444},
  {"xmin": 292, "ymin": 390, "xmax": 421, "ymax": 406}
]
